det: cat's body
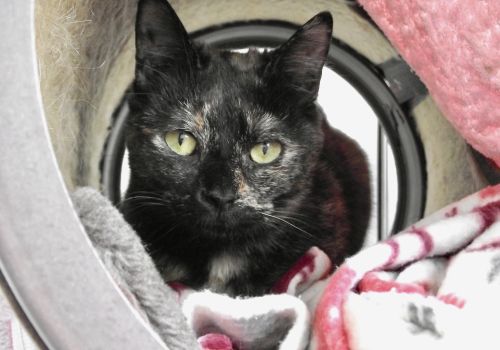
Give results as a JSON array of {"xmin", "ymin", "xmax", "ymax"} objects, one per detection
[{"xmin": 122, "ymin": 0, "xmax": 371, "ymax": 296}]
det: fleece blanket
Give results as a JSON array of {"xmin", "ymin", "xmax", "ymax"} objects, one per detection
[
  {"xmin": 357, "ymin": 0, "xmax": 500, "ymax": 167},
  {"xmin": 311, "ymin": 184, "xmax": 500, "ymax": 350},
  {"xmin": 1, "ymin": 185, "xmax": 500, "ymax": 349}
]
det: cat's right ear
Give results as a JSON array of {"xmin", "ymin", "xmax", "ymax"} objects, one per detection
[{"xmin": 135, "ymin": 0, "xmax": 197, "ymax": 83}]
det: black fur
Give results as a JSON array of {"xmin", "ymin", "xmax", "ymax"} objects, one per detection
[{"xmin": 122, "ymin": 0, "xmax": 371, "ymax": 296}]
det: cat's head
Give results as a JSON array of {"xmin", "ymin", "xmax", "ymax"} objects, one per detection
[{"xmin": 125, "ymin": 0, "xmax": 332, "ymax": 240}]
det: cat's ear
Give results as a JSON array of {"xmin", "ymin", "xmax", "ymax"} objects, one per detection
[
  {"xmin": 267, "ymin": 12, "xmax": 332, "ymax": 102},
  {"xmin": 135, "ymin": 0, "xmax": 197, "ymax": 81}
]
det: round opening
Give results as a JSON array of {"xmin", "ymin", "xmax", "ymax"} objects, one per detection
[{"xmin": 101, "ymin": 21, "xmax": 426, "ymax": 243}]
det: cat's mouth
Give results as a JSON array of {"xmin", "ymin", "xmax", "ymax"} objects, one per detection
[{"xmin": 196, "ymin": 207, "xmax": 262, "ymax": 232}]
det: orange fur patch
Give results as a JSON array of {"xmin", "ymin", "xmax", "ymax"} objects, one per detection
[
  {"xmin": 237, "ymin": 171, "xmax": 248, "ymax": 194},
  {"xmin": 194, "ymin": 112, "xmax": 205, "ymax": 131}
]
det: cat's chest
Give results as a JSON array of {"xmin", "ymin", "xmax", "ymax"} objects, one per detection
[{"xmin": 205, "ymin": 253, "xmax": 247, "ymax": 292}]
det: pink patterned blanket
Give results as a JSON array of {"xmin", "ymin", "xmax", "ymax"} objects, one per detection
[{"xmin": 312, "ymin": 185, "xmax": 500, "ymax": 350}]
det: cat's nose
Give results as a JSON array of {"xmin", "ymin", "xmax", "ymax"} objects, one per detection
[{"xmin": 197, "ymin": 187, "xmax": 236, "ymax": 211}]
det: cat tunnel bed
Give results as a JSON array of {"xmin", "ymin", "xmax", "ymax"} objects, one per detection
[{"xmin": 1, "ymin": 0, "xmax": 499, "ymax": 349}]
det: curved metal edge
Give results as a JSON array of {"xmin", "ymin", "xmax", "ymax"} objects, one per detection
[
  {"xmin": 101, "ymin": 100, "xmax": 130, "ymax": 205},
  {"xmin": 0, "ymin": 2, "xmax": 167, "ymax": 349}
]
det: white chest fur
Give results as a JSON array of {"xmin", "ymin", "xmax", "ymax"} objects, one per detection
[{"xmin": 207, "ymin": 253, "xmax": 246, "ymax": 292}]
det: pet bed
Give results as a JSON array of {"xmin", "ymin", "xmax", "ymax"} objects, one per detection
[{"xmin": 1, "ymin": 0, "xmax": 499, "ymax": 349}]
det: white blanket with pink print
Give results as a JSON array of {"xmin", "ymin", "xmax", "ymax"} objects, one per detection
[
  {"xmin": 1, "ymin": 185, "xmax": 500, "ymax": 350},
  {"xmin": 311, "ymin": 185, "xmax": 500, "ymax": 350}
]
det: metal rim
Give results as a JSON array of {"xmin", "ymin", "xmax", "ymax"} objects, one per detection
[
  {"xmin": 101, "ymin": 21, "xmax": 426, "ymax": 238},
  {"xmin": 0, "ymin": 2, "xmax": 169, "ymax": 349}
]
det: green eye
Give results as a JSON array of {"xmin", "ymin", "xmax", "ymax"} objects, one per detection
[
  {"xmin": 250, "ymin": 141, "xmax": 282, "ymax": 164},
  {"xmin": 165, "ymin": 130, "xmax": 197, "ymax": 156}
]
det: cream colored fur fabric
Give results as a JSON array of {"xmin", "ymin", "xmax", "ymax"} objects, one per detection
[{"xmin": 35, "ymin": 0, "xmax": 136, "ymax": 189}]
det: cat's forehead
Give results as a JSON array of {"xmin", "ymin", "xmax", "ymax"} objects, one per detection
[
  {"xmin": 180, "ymin": 99, "xmax": 282, "ymax": 137},
  {"xmin": 198, "ymin": 49, "xmax": 267, "ymax": 89},
  {"xmin": 183, "ymin": 55, "xmax": 280, "ymax": 135}
]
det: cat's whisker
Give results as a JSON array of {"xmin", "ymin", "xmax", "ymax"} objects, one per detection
[
  {"xmin": 121, "ymin": 192, "xmax": 173, "ymax": 207},
  {"xmin": 268, "ymin": 210, "xmax": 323, "ymax": 233},
  {"xmin": 142, "ymin": 211, "xmax": 192, "ymax": 250},
  {"xmin": 270, "ymin": 209, "xmax": 316, "ymax": 220},
  {"xmin": 121, "ymin": 195, "xmax": 160, "ymax": 202},
  {"xmin": 124, "ymin": 190, "xmax": 163, "ymax": 197},
  {"xmin": 261, "ymin": 222, "xmax": 291, "ymax": 250},
  {"xmin": 121, "ymin": 203, "xmax": 169, "ymax": 217},
  {"xmin": 121, "ymin": 196, "xmax": 170, "ymax": 206},
  {"xmin": 260, "ymin": 212, "xmax": 315, "ymax": 241},
  {"xmin": 148, "ymin": 221, "xmax": 184, "ymax": 246}
]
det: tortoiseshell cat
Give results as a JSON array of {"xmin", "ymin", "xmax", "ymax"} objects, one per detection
[{"xmin": 122, "ymin": 0, "xmax": 371, "ymax": 296}]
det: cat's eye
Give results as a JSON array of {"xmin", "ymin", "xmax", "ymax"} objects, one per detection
[
  {"xmin": 165, "ymin": 130, "xmax": 197, "ymax": 156},
  {"xmin": 250, "ymin": 141, "xmax": 282, "ymax": 164}
]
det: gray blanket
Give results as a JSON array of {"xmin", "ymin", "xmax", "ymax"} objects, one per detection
[{"xmin": 0, "ymin": 187, "xmax": 199, "ymax": 350}]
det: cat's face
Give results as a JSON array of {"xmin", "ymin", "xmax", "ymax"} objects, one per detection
[{"xmin": 125, "ymin": 0, "xmax": 332, "ymax": 241}]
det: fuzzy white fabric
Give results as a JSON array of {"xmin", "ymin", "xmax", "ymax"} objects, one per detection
[
  {"xmin": 345, "ymin": 280, "xmax": 500, "ymax": 350},
  {"xmin": 182, "ymin": 291, "xmax": 309, "ymax": 350}
]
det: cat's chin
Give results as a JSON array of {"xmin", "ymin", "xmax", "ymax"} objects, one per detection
[
  {"xmin": 195, "ymin": 204, "xmax": 256, "ymax": 223},
  {"xmin": 198, "ymin": 216, "xmax": 250, "ymax": 231},
  {"xmin": 195, "ymin": 210, "xmax": 263, "ymax": 236}
]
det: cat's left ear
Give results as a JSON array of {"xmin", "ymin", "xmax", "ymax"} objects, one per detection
[{"xmin": 267, "ymin": 12, "xmax": 332, "ymax": 102}]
